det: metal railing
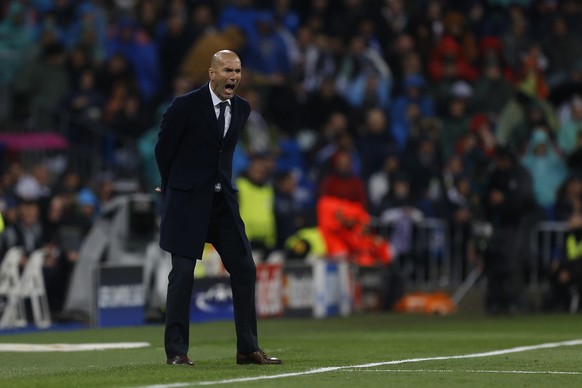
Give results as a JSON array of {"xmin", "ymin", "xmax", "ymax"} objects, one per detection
[
  {"xmin": 374, "ymin": 217, "xmax": 572, "ymax": 299},
  {"xmin": 374, "ymin": 217, "xmax": 457, "ymax": 289},
  {"xmin": 528, "ymin": 221, "xmax": 569, "ymax": 289}
]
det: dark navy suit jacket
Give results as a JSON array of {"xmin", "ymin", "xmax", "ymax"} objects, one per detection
[{"xmin": 155, "ymin": 83, "xmax": 252, "ymax": 259}]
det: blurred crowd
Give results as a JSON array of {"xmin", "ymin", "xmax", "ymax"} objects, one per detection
[{"xmin": 1, "ymin": 0, "xmax": 582, "ymax": 315}]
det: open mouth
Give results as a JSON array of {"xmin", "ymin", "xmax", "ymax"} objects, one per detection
[{"xmin": 225, "ymin": 83, "xmax": 236, "ymax": 93}]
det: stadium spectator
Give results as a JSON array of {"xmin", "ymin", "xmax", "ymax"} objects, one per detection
[
  {"xmin": 567, "ymin": 131, "xmax": 582, "ymax": 176},
  {"xmin": 557, "ymin": 96, "xmax": 582, "ymax": 156},
  {"xmin": 0, "ymin": 1, "xmax": 33, "ymax": 51},
  {"xmin": 311, "ymin": 115, "xmax": 362, "ymax": 179},
  {"xmin": 383, "ymin": 33, "xmax": 418, "ymax": 93},
  {"xmin": 283, "ymin": 225, "xmax": 326, "ymax": 261},
  {"xmin": 443, "ymin": 173, "xmax": 482, "ymax": 274},
  {"xmin": 11, "ymin": 199, "xmax": 45, "ymax": 256},
  {"xmin": 482, "ymin": 146, "xmax": 538, "ymax": 314},
  {"xmin": 542, "ymin": 16, "xmax": 582, "ymax": 89},
  {"xmin": 401, "ymin": 136, "xmax": 441, "ymax": 213},
  {"xmin": 67, "ymin": 2, "xmax": 107, "ymax": 61},
  {"xmin": 0, "ymin": 1, "xmax": 34, "ymax": 122},
  {"xmin": 138, "ymin": 75, "xmax": 194, "ymax": 193},
  {"xmin": 374, "ymin": 0, "xmax": 409, "ymax": 45},
  {"xmin": 514, "ymin": 43, "xmax": 550, "ymax": 101},
  {"xmin": 376, "ymin": 171, "xmax": 424, "ymax": 274},
  {"xmin": 157, "ymin": 9, "xmax": 195, "ymax": 96},
  {"xmin": 239, "ymin": 87, "xmax": 277, "ymax": 156},
  {"xmin": 53, "ymin": 169, "xmax": 82, "ymax": 202},
  {"xmin": 435, "ymin": 154, "xmax": 466, "ymax": 205},
  {"xmin": 477, "ymin": 36, "xmax": 514, "ymax": 82},
  {"xmin": 454, "ymin": 117, "xmax": 496, "ymax": 192},
  {"xmin": 302, "ymin": 77, "xmax": 354, "ymax": 132},
  {"xmin": 291, "ymin": 25, "xmax": 336, "ymax": 96},
  {"xmin": 0, "ymin": 195, "xmax": 18, "ymax": 260},
  {"xmin": 335, "ymin": 35, "xmax": 392, "ymax": 110},
  {"xmin": 439, "ymin": 94, "xmax": 471, "ymax": 160},
  {"xmin": 317, "ymin": 193, "xmax": 392, "ymax": 266},
  {"xmin": 521, "ymin": 128, "xmax": 568, "ymax": 217},
  {"xmin": 428, "ymin": 36, "xmax": 478, "ymax": 83},
  {"xmin": 390, "ymin": 74, "xmax": 434, "ymax": 150},
  {"xmin": 356, "ymin": 107, "xmax": 394, "ymax": 180},
  {"xmin": 236, "ymin": 154, "xmax": 277, "ymax": 259},
  {"xmin": 42, "ymin": 194, "xmax": 88, "ymax": 313},
  {"xmin": 501, "ymin": 7, "xmax": 532, "ymax": 70},
  {"xmin": 472, "ymin": 54, "xmax": 514, "ymax": 117},
  {"xmin": 273, "ymin": 170, "xmax": 307, "ymax": 249},
  {"xmin": 96, "ymin": 52, "xmax": 137, "ymax": 99},
  {"xmin": 319, "ymin": 150, "xmax": 367, "ymax": 208},
  {"xmin": 554, "ymin": 173, "xmax": 582, "ymax": 222},
  {"xmin": 12, "ymin": 41, "xmax": 70, "ymax": 130},
  {"xmin": 413, "ymin": 0, "xmax": 446, "ymax": 57},
  {"xmin": 105, "ymin": 16, "xmax": 160, "ymax": 102},
  {"xmin": 217, "ymin": 0, "xmax": 261, "ymax": 51},
  {"xmin": 543, "ymin": 213, "xmax": 582, "ymax": 312},
  {"xmin": 367, "ymin": 153, "xmax": 401, "ymax": 215},
  {"xmin": 179, "ymin": 26, "xmax": 245, "ymax": 87},
  {"xmin": 271, "ymin": 0, "xmax": 300, "ymax": 35},
  {"xmin": 110, "ymin": 92, "xmax": 150, "ymax": 139},
  {"xmin": 498, "ymin": 95, "xmax": 557, "ymax": 155},
  {"xmin": 65, "ymin": 43, "xmax": 94, "ymax": 89},
  {"xmin": 61, "ymin": 68, "xmax": 106, "ymax": 146},
  {"xmin": 326, "ymin": 0, "xmax": 368, "ymax": 42},
  {"xmin": 135, "ymin": 0, "xmax": 160, "ymax": 41}
]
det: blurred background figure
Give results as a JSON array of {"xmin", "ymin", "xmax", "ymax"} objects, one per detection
[{"xmin": 482, "ymin": 146, "xmax": 538, "ymax": 314}]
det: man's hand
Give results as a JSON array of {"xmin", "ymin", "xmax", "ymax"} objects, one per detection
[{"xmin": 155, "ymin": 187, "xmax": 162, "ymax": 193}]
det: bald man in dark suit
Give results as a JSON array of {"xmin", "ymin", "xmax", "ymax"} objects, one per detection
[{"xmin": 155, "ymin": 50, "xmax": 282, "ymax": 366}]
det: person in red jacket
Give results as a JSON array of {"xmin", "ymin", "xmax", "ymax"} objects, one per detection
[
  {"xmin": 319, "ymin": 150, "xmax": 367, "ymax": 206},
  {"xmin": 317, "ymin": 196, "xmax": 392, "ymax": 266},
  {"xmin": 317, "ymin": 150, "xmax": 391, "ymax": 265}
]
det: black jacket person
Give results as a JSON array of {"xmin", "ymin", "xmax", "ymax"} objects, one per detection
[
  {"xmin": 482, "ymin": 146, "xmax": 538, "ymax": 314},
  {"xmin": 155, "ymin": 50, "xmax": 281, "ymax": 366}
]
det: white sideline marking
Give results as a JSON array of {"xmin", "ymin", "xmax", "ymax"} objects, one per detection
[
  {"xmin": 136, "ymin": 339, "xmax": 582, "ymax": 388},
  {"xmin": 344, "ymin": 369, "xmax": 582, "ymax": 375},
  {"xmin": 0, "ymin": 342, "xmax": 150, "ymax": 352}
]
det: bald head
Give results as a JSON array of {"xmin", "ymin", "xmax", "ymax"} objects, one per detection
[
  {"xmin": 208, "ymin": 50, "xmax": 242, "ymax": 101},
  {"xmin": 210, "ymin": 50, "xmax": 240, "ymax": 69}
]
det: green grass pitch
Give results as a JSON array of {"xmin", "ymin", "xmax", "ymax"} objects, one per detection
[{"xmin": 1, "ymin": 313, "xmax": 582, "ymax": 387}]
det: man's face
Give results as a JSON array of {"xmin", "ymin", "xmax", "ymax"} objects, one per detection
[{"xmin": 209, "ymin": 55, "xmax": 242, "ymax": 100}]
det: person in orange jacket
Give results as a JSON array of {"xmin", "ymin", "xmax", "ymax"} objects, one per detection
[{"xmin": 317, "ymin": 195, "xmax": 392, "ymax": 266}]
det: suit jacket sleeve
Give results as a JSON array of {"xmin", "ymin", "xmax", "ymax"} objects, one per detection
[{"xmin": 155, "ymin": 96, "xmax": 187, "ymax": 191}]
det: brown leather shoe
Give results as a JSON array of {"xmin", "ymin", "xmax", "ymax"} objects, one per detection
[
  {"xmin": 236, "ymin": 349, "xmax": 282, "ymax": 365},
  {"xmin": 166, "ymin": 355, "xmax": 194, "ymax": 366}
]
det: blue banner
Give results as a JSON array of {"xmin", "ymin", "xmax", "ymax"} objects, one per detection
[
  {"xmin": 95, "ymin": 265, "xmax": 145, "ymax": 327},
  {"xmin": 190, "ymin": 278, "xmax": 234, "ymax": 323}
]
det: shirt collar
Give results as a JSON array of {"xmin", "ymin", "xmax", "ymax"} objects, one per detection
[{"xmin": 209, "ymin": 83, "xmax": 231, "ymax": 108}]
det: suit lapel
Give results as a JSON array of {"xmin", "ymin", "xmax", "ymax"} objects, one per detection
[
  {"xmin": 223, "ymin": 97, "xmax": 239, "ymax": 143},
  {"xmin": 200, "ymin": 83, "xmax": 241, "ymax": 143},
  {"xmin": 200, "ymin": 84, "xmax": 223, "ymax": 141}
]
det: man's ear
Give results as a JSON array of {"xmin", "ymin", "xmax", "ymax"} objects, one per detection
[{"xmin": 208, "ymin": 68, "xmax": 215, "ymax": 80}]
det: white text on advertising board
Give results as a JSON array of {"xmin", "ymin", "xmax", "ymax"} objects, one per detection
[
  {"xmin": 284, "ymin": 274, "xmax": 313, "ymax": 308},
  {"xmin": 98, "ymin": 285, "xmax": 145, "ymax": 308}
]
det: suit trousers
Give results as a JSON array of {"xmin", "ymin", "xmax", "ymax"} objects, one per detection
[{"xmin": 164, "ymin": 191, "xmax": 258, "ymax": 358}]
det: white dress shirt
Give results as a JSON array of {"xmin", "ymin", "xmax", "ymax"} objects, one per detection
[{"xmin": 209, "ymin": 83, "xmax": 231, "ymax": 137}]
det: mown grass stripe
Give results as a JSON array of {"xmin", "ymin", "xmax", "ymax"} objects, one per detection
[{"xmin": 134, "ymin": 339, "xmax": 582, "ymax": 388}]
